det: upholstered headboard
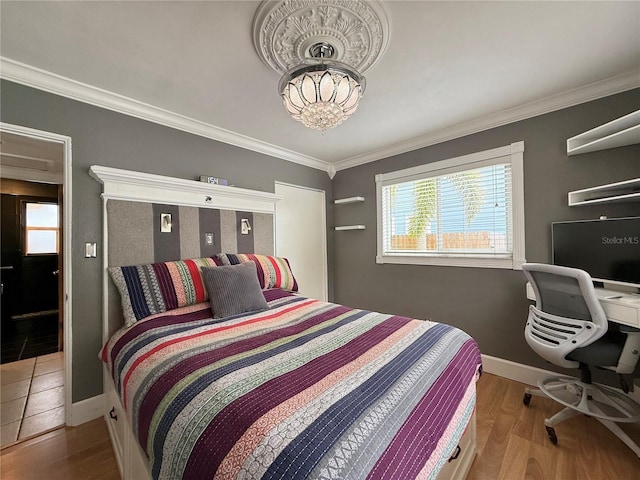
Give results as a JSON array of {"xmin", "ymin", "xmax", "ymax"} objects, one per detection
[
  {"xmin": 90, "ymin": 166, "xmax": 281, "ymax": 340},
  {"xmin": 106, "ymin": 200, "xmax": 275, "ymax": 265}
]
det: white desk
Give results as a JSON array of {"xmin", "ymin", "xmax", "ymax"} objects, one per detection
[{"xmin": 526, "ymin": 283, "xmax": 640, "ymax": 328}]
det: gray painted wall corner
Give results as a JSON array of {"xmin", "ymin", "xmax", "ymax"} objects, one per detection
[{"xmin": 332, "ymin": 88, "xmax": 640, "ymax": 384}]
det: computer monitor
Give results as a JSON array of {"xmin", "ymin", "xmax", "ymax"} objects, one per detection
[{"xmin": 552, "ymin": 217, "xmax": 640, "ymax": 289}]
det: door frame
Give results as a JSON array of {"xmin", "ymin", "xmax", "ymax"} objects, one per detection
[
  {"xmin": 274, "ymin": 181, "xmax": 328, "ymax": 301},
  {"xmin": 0, "ymin": 122, "xmax": 72, "ymax": 426}
]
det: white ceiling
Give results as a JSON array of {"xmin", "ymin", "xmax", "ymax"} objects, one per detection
[{"xmin": 1, "ymin": 1, "xmax": 639, "ymax": 173}]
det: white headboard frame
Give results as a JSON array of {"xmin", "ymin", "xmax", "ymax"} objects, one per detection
[
  {"xmin": 89, "ymin": 165, "xmax": 281, "ymax": 213},
  {"xmin": 90, "ymin": 165, "xmax": 282, "ymax": 345}
]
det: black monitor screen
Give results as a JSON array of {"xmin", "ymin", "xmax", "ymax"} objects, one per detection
[{"xmin": 552, "ymin": 217, "xmax": 640, "ymax": 287}]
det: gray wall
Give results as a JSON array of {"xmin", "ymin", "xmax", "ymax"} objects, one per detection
[
  {"xmin": 2, "ymin": 78, "xmax": 638, "ymax": 401},
  {"xmin": 332, "ymin": 89, "xmax": 640, "ymax": 379},
  {"xmin": 1, "ymin": 80, "xmax": 333, "ymax": 402}
]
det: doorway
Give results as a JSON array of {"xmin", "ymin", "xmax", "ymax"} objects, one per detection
[
  {"xmin": 275, "ymin": 182, "xmax": 328, "ymax": 301},
  {"xmin": 0, "ymin": 124, "xmax": 71, "ymax": 448},
  {"xmin": 1, "ymin": 181, "xmax": 60, "ymax": 361}
]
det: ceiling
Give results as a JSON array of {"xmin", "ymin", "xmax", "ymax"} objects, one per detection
[{"xmin": 1, "ymin": 1, "xmax": 639, "ymax": 174}]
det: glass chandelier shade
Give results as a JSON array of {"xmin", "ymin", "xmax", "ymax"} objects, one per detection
[{"xmin": 279, "ymin": 61, "xmax": 366, "ymax": 131}]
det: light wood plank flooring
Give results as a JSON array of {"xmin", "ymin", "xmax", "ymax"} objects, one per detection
[
  {"xmin": 1, "ymin": 373, "xmax": 639, "ymax": 479},
  {"xmin": 0, "ymin": 414, "xmax": 117, "ymax": 480},
  {"xmin": 469, "ymin": 373, "xmax": 640, "ymax": 480}
]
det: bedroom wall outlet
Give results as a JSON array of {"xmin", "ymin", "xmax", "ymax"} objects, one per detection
[
  {"xmin": 205, "ymin": 233, "xmax": 214, "ymax": 246},
  {"xmin": 84, "ymin": 242, "xmax": 97, "ymax": 258}
]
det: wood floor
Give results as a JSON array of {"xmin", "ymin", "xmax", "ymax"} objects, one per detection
[
  {"xmin": 1, "ymin": 373, "xmax": 639, "ymax": 479},
  {"xmin": 0, "ymin": 414, "xmax": 118, "ymax": 480},
  {"xmin": 468, "ymin": 373, "xmax": 640, "ymax": 480}
]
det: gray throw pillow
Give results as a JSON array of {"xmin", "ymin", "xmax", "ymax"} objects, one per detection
[{"xmin": 201, "ymin": 263, "xmax": 268, "ymax": 319}]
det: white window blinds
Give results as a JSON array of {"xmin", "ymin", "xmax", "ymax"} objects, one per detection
[
  {"xmin": 381, "ymin": 162, "xmax": 513, "ymax": 256},
  {"xmin": 376, "ymin": 142, "xmax": 525, "ymax": 269}
]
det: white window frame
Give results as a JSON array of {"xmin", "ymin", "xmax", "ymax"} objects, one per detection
[{"xmin": 376, "ymin": 141, "xmax": 525, "ymax": 270}]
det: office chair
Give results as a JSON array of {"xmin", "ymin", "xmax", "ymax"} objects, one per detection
[{"xmin": 522, "ymin": 263, "xmax": 640, "ymax": 457}]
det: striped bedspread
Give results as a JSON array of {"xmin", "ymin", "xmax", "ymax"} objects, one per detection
[{"xmin": 102, "ymin": 289, "xmax": 482, "ymax": 480}]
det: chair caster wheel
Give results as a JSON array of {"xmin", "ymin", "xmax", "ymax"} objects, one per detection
[
  {"xmin": 545, "ymin": 426, "xmax": 558, "ymax": 445},
  {"xmin": 523, "ymin": 393, "xmax": 532, "ymax": 406}
]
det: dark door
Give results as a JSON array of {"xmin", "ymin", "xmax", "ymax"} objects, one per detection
[
  {"xmin": 1, "ymin": 184, "xmax": 60, "ymax": 363},
  {"xmin": 1, "ymin": 194, "xmax": 19, "ymax": 329}
]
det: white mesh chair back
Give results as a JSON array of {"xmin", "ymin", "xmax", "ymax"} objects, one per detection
[{"xmin": 523, "ymin": 263, "xmax": 607, "ymax": 369}]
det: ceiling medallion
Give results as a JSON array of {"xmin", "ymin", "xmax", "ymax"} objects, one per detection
[{"xmin": 253, "ymin": 0, "xmax": 390, "ymax": 131}]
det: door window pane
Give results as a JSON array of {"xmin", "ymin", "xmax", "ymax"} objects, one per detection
[
  {"xmin": 26, "ymin": 203, "xmax": 58, "ymax": 227},
  {"xmin": 24, "ymin": 203, "xmax": 59, "ymax": 254},
  {"xmin": 27, "ymin": 230, "xmax": 58, "ymax": 254}
]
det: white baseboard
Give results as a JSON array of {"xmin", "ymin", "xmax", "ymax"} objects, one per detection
[
  {"xmin": 481, "ymin": 354, "xmax": 640, "ymax": 403},
  {"xmin": 68, "ymin": 394, "xmax": 104, "ymax": 427},
  {"xmin": 480, "ymin": 354, "xmax": 562, "ymax": 387}
]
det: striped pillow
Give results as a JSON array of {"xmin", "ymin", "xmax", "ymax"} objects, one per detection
[
  {"xmin": 108, "ymin": 257, "xmax": 217, "ymax": 327},
  {"xmin": 215, "ymin": 253, "xmax": 298, "ymax": 292}
]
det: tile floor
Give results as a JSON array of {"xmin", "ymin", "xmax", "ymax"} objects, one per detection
[
  {"xmin": 1, "ymin": 313, "xmax": 59, "ymax": 364},
  {"xmin": 1, "ymin": 352, "xmax": 64, "ymax": 448}
]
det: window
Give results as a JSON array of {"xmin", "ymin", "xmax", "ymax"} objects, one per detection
[
  {"xmin": 24, "ymin": 202, "xmax": 59, "ymax": 254},
  {"xmin": 376, "ymin": 142, "xmax": 525, "ymax": 269}
]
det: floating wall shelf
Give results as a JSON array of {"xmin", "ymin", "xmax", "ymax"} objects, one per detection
[
  {"xmin": 334, "ymin": 196, "xmax": 365, "ymax": 204},
  {"xmin": 568, "ymin": 177, "xmax": 640, "ymax": 206},
  {"xmin": 334, "ymin": 196, "xmax": 365, "ymax": 230},
  {"xmin": 334, "ymin": 225, "xmax": 366, "ymax": 231},
  {"xmin": 567, "ymin": 110, "xmax": 640, "ymax": 156}
]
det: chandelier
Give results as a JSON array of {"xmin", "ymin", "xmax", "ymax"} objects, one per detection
[
  {"xmin": 252, "ymin": 0, "xmax": 389, "ymax": 131},
  {"xmin": 279, "ymin": 43, "xmax": 365, "ymax": 131}
]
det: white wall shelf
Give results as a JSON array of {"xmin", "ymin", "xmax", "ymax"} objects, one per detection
[
  {"xmin": 334, "ymin": 197, "xmax": 365, "ymax": 230},
  {"xmin": 334, "ymin": 225, "xmax": 366, "ymax": 231},
  {"xmin": 334, "ymin": 196, "xmax": 365, "ymax": 204},
  {"xmin": 567, "ymin": 110, "xmax": 640, "ymax": 156},
  {"xmin": 568, "ymin": 177, "xmax": 640, "ymax": 206}
]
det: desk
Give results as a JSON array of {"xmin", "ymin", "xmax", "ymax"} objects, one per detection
[{"xmin": 526, "ymin": 283, "xmax": 640, "ymax": 328}]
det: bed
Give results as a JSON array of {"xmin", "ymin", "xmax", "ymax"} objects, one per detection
[
  {"xmin": 92, "ymin": 166, "xmax": 482, "ymax": 480},
  {"xmin": 101, "ymin": 257, "xmax": 481, "ymax": 480}
]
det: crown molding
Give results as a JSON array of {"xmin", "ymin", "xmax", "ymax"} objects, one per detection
[
  {"xmin": 0, "ymin": 57, "xmax": 332, "ymax": 174},
  {"xmin": 3, "ymin": 57, "xmax": 638, "ymax": 177},
  {"xmin": 334, "ymin": 70, "xmax": 640, "ymax": 172}
]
